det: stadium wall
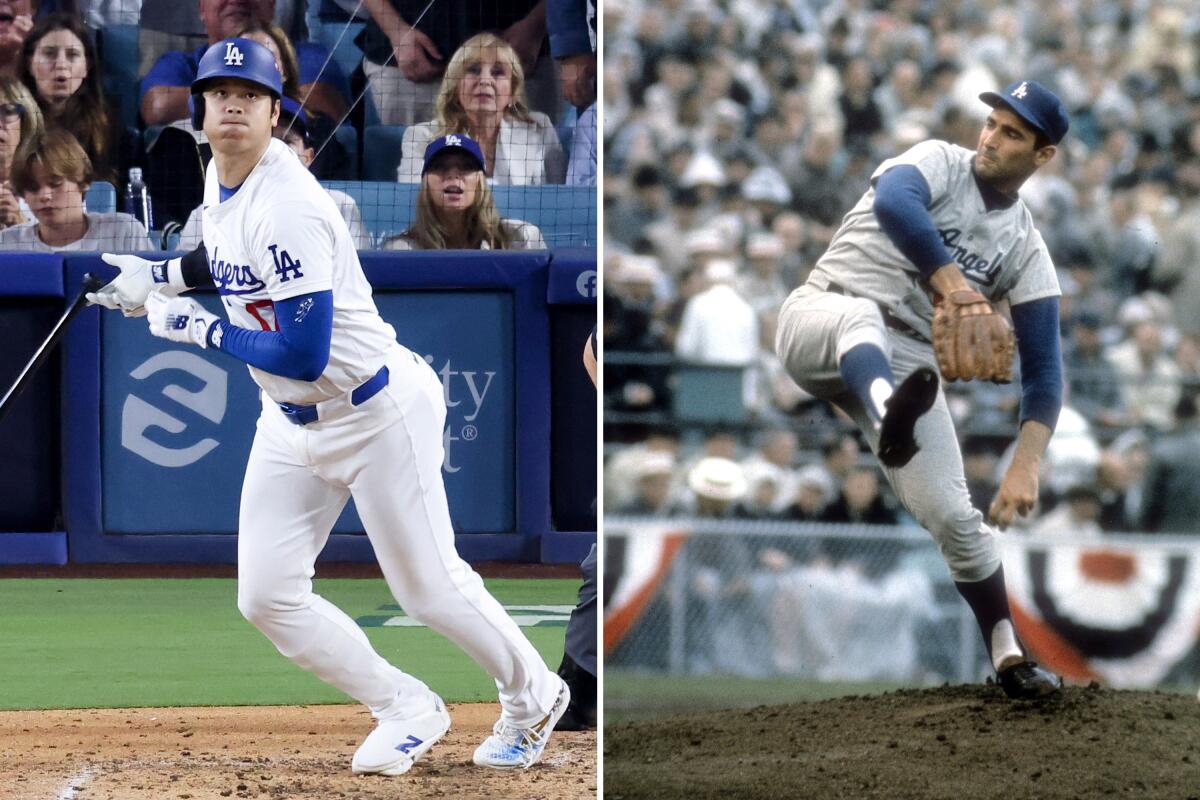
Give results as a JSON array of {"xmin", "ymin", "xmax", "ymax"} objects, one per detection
[{"xmin": 0, "ymin": 250, "xmax": 596, "ymax": 565}]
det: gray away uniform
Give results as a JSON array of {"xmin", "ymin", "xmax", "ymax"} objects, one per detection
[{"xmin": 775, "ymin": 139, "xmax": 1060, "ymax": 582}]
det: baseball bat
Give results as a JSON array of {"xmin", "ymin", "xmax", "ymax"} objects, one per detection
[{"xmin": 0, "ymin": 273, "xmax": 105, "ymax": 423}]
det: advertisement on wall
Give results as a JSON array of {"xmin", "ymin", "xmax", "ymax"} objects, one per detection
[{"xmin": 101, "ymin": 291, "xmax": 515, "ymax": 534}]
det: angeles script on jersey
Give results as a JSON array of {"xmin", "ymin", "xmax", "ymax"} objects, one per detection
[
  {"xmin": 810, "ymin": 139, "xmax": 1060, "ymax": 340},
  {"xmin": 201, "ymin": 138, "xmax": 398, "ymax": 405}
]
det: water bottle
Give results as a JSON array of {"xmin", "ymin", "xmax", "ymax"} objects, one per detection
[{"xmin": 124, "ymin": 167, "xmax": 154, "ymax": 230}]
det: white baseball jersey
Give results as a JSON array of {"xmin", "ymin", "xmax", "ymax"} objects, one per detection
[
  {"xmin": 200, "ymin": 137, "xmax": 397, "ymax": 405},
  {"xmin": 810, "ymin": 139, "xmax": 1060, "ymax": 339}
]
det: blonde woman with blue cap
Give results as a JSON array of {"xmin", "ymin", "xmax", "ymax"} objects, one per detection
[{"xmin": 384, "ymin": 133, "xmax": 546, "ymax": 251}]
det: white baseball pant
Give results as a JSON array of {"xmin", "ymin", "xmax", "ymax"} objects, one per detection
[
  {"xmin": 236, "ymin": 345, "xmax": 558, "ymax": 725},
  {"xmin": 776, "ymin": 284, "xmax": 1002, "ymax": 582}
]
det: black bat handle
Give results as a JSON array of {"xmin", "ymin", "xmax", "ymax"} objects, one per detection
[{"xmin": 0, "ymin": 272, "xmax": 106, "ymax": 423}]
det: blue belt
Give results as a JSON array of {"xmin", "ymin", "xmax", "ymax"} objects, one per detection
[{"xmin": 278, "ymin": 365, "xmax": 390, "ymax": 426}]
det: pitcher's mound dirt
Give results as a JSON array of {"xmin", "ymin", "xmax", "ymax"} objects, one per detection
[
  {"xmin": 0, "ymin": 703, "xmax": 595, "ymax": 800},
  {"xmin": 605, "ymin": 683, "xmax": 1200, "ymax": 799}
]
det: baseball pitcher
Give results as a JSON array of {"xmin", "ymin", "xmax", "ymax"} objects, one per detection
[
  {"xmin": 776, "ymin": 80, "xmax": 1070, "ymax": 698},
  {"xmin": 87, "ymin": 38, "xmax": 569, "ymax": 773}
]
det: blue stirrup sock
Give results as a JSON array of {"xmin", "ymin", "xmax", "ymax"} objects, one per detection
[{"xmin": 839, "ymin": 343, "xmax": 895, "ymax": 423}]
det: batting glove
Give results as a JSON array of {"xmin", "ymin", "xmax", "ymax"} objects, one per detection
[
  {"xmin": 87, "ymin": 253, "xmax": 182, "ymax": 318},
  {"xmin": 145, "ymin": 291, "xmax": 222, "ymax": 349}
]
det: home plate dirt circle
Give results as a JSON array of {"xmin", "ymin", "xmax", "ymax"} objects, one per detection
[
  {"xmin": 604, "ymin": 684, "xmax": 1200, "ymax": 799},
  {"xmin": 0, "ymin": 704, "xmax": 596, "ymax": 800}
]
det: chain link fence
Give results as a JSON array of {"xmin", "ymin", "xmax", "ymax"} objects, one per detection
[{"xmin": 606, "ymin": 517, "xmax": 1200, "ymax": 689}]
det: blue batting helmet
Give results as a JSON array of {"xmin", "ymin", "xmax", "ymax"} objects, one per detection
[{"xmin": 189, "ymin": 37, "xmax": 283, "ymax": 129}]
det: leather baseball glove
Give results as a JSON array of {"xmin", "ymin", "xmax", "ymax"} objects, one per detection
[{"xmin": 931, "ymin": 290, "xmax": 1015, "ymax": 383}]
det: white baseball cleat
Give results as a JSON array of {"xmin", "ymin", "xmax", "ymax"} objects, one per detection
[
  {"xmin": 472, "ymin": 677, "xmax": 570, "ymax": 770},
  {"xmin": 351, "ymin": 695, "xmax": 451, "ymax": 776}
]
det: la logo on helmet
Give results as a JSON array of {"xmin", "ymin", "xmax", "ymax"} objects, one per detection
[
  {"xmin": 1011, "ymin": 81, "xmax": 1028, "ymax": 99},
  {"xmin": 445, "ymin": 134, "xmax": 462, "ymax": 146},
  {"xmin": 224, "ymin": 42, "xmax": 244, "ymax": 66}
]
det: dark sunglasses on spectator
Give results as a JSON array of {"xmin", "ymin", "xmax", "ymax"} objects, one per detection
[{"xmin": 0, "ymin": 102, "xmax": 24, "ymax": 119}]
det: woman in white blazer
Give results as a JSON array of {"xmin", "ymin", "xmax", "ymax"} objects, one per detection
[
  {"xmin": 397, "ymin": 32, "xmax": 566, "ymax": 185},
  {"xmin": 383, "ymin": 133, "xmax": 546, "ymax": 251}
]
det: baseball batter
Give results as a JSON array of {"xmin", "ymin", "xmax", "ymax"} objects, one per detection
[
  {"xmin": 87, "ymin": 38, "xmax": 568, "ymax": 773},
  {"xmin": 776, "ymin": 80, "xmax": 1069, "ymax": 698}
]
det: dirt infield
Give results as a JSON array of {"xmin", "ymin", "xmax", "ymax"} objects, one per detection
[
  {"xmin": 0, "ymin": 704, "xmax": 595, "ymax": 800},
  {"xmin": 605, "ymin": 683, "xmax": 1200, "ymax": 799}
]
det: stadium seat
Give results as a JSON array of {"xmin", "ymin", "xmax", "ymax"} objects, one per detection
[
  {"xmin": 332, "ymin": 124, "xmax": 359, "ymax": 177},
  {"xmin": 97, "ymin": 24, "xmax": 141, "ymax": 128},
  {"xmin": 85, "ymin": 182, "xmax": 116, "ymax": 213},
  {"xmin": 671, "ymin": 365, "xmax": 746, "ymax": 424},
  {"xmin": 363, "ymin": 125, "xmax": 405, "ymax": 181},
  {"xmin": 320, "ymin": 181, "xmax": 597, "ymax": 248},
  {"xmin": 491, "ymin": 185, "xmax": 597, "ymax": 247}
]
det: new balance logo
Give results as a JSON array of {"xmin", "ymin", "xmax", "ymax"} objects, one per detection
[
  {"xmin": 224, "ymin": 42, "xmax": 244, "ymax": 66},
  {"xmin": 1011, "ymin": 81, "xmax": 1028, "ymax": 99},
  {"xmin": 395, "ymin": 735, "xmax": 424, "ymax": 754},
  {"xmin": 167, "ymin": 314, "xmax": 190, "ymax": 330}
]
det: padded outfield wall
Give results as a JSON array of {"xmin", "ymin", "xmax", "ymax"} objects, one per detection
[{"xmin": 0, "ymin": 249, "xmax": 596, "ymax": 566}]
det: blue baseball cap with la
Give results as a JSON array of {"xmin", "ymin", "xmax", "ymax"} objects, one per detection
[
  {"xmin": 422, "ymin": 133, "xmax": 486, "ymax": 175},
  {"xmin": 979, "ymin": 80, "xmax": 1069, "ymax": 145}
]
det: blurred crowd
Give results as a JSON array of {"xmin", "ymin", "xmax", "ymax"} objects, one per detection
[
  {"xmin": 0, "ymin": 0, "xmax": 597, "ymax": 252},
  {"xmin": 603, "ymin": 0, "xmax": 1200, "ymax": 535}
]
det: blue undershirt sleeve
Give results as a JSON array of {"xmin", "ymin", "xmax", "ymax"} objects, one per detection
[
  {"xmin": 873, "ymin": 165, "xmax": 954, "ymax": 278},
  {"xmin": 211, "ymin": 290, "xmax": 333, "ymax": 382},
  {"xmin": 1009, "ymin": 296, "xmax": 1064, "ymax": 431}
]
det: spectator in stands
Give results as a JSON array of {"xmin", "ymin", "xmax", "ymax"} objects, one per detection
[
  {"xmin": 604, "ymin": 254, "xmax": 669, "ymax": 413},
  {"xmin": 821, "ymin": 465, "xmax": 898, "ymax": 526},
  {"xmin": 1140, "ymin": 394, "xmax": 1200, "ymax": 533},
  {"xmin": 0, "ymin": 128, "xmax": 152, "ymax": 250},
  {"xmin": 359, "ymin": 0, "xmax": 557, "ymax": 127},
  {"xmin": 139, "ymin": 0, "xmax": 347, "ymax": 129},
  {"xmin": 817, "ymin": 432, "xmax": 860, "ymax": 490},
  {"xmin": 20, "ymin": 13, "xmax": 124, "ymax": 185},
  {"xmin": 1030, "ymin": 483, "xmax": 1103, "ymax": 539},
  {"xmin": 234, "ymin": 19, "xmax": 350, "ymax": 179},
  {"xmin": 736, "ymin": 232, "xmax": 788, "ymax": 316},
  {"xmin": 0, "ymin": 0, "xmax": 34, "ymax": 79},
  {"xmin": 741, "ymin": 428, "xmax": 798, "ymax": 516},
  {"xmin": 1107, "ymin": 315, "xmax": 1181, "ymax": 431},
  {"xmin": 397, "ymin": 33, "xmax": 565, "ymax": 185},
  {"xmin": 548, "ymin": 0, "xmax": 596, "ymax": 187},
  {"xmin": 675, "ymin": 258, "xmax": 758, "ymax": 367},
  {"xmin": 136, "ymin": 0, "xmax": 306, "ymax": 77},
  {"xmin": 0, "ymin": 74, "xmax": 42, "ymax": 229},
  {"xmin": 787, "ymin": 464, "xmax": 834, "ymax": 522},
  {"xmin": 383, "ymin": 133, "xmax": 545, "ymax": 251},
  {"xmin": 1064, "ymin": 310, "xmax": 1129, "ymax": 430},
  {"xmin": 617, "ymin": 449, "xmax": 677, "ymax": 516},
  {"xmin": 177, "ymin": 98, "xmax": 370, "ymax": 251}
]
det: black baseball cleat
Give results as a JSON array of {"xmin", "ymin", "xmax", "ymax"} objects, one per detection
[
  {"xmin": 997, "ymin": 660, "xmax": 1063, "ymax": 700},
  {"xmin": 877, "ymin": 368, "xmax": 939, "ymax": 468}
]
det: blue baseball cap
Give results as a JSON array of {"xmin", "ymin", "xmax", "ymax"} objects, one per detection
[
  {"xmin": 422, "ymin": 133, "xmax": 485, "ymax": 175},
  {"xmin": 979, "ymin": 80, "xmax": 1069, "ymax": 145},
  {"xmin": 279, "ymin": 96, "xmax": 309, "ymax": 140}
]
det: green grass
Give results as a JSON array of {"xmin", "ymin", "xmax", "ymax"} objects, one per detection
[
  {"xmin": 604, "ymin": 669, "xmax": 903, "ymax": 724},
  {"xmin": 0, "ymin": 578, "xmax": 574, "ymax": 711}
]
